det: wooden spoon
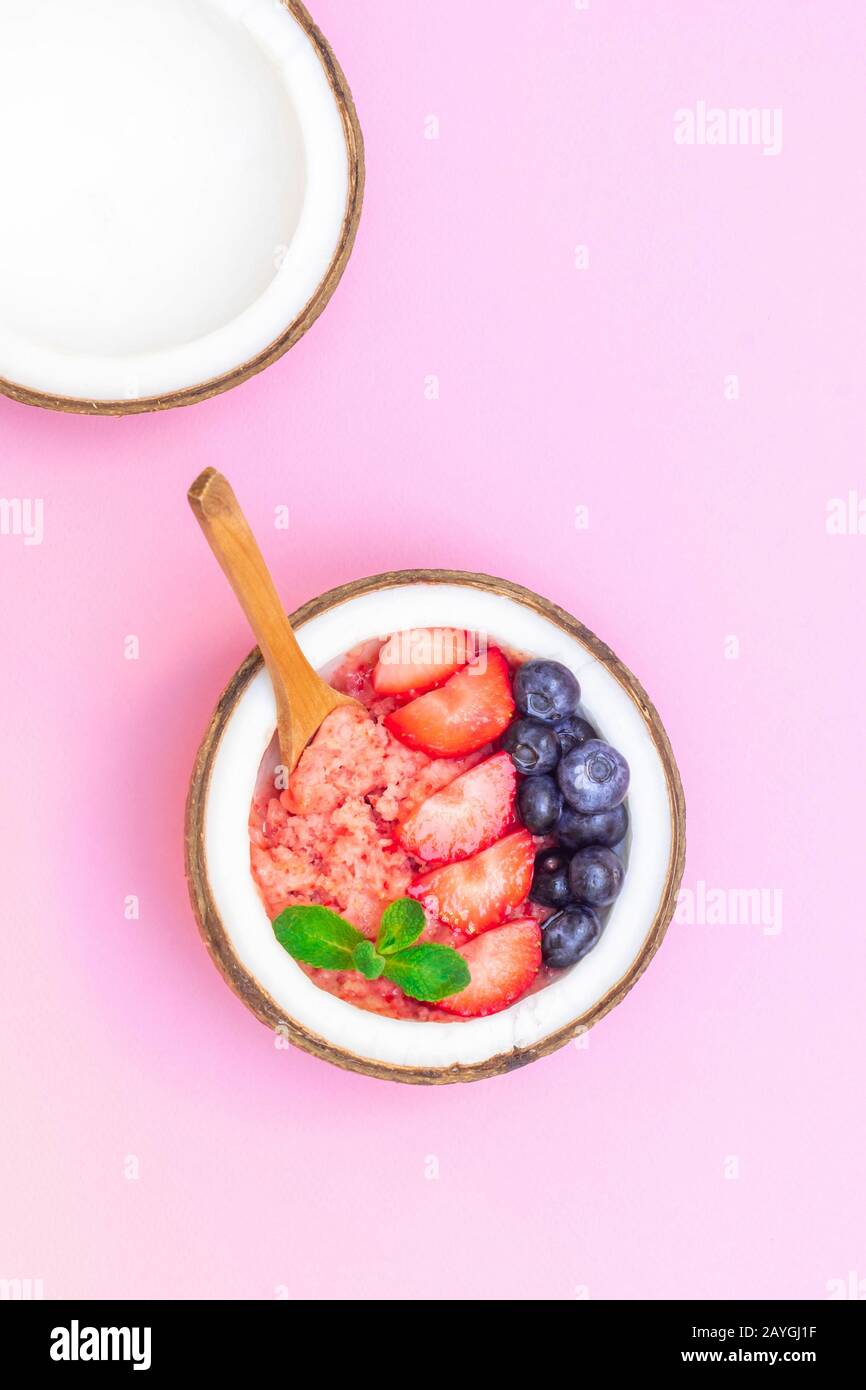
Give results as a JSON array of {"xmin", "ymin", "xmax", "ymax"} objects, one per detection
[{"xmin": 188, "ymin": 468, "xmax": 358, "ymax": 773}]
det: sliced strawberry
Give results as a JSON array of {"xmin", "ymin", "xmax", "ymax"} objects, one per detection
[
  {"xmin": 438, "ymin": 918, "xmax": 542, "ymax": 1016},
  {"xmin": 384, "ymin": 648, "xmax": 514, "ymax": 757},
  {"xmin": 397, "ymin": 752, "xmax": 516, "ymax": 863},
  {"xmin": 410, "ymin": 829, "xmax": 534, "ymax": 934},
  {"xmin": 372, "ymin": 627, "xmax": 471, "ymax": 696}
]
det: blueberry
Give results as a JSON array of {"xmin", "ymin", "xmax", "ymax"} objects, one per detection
[
  {"xmin": 568, "ymin": 846, "xmax": 624, "ymax": 908},
  {"xmin": 557, "ymin": 738, "xmax": 630, "ymax": 813},
  {"xmin": 513, "ymin": 659, "xmax": 581, "ymax": 724},
  {"xmin": 517, "ymin": 774, "xmax": 562, "ymax": 834},
  {"xmin": 556, "ymin": 802, "xmax": 628, "ymax": 850},
  {"xmin": 502, "ymin": 718, "xmax": 560, "ymax": 775},
  {"xmin": 542, "ymin": 904, "xmax": 602, "ymax": 969},
  {"xmin": 554, "ymin": 714, "xmax": 597, "ymax": 757},
  {"xmin": 530, "ymin": 848, "xmax": 573, "ymax": 908}
]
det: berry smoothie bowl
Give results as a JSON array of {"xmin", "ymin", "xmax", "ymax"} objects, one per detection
[{"xmin": 186, "ymin": 571, "xmax": 685, "ymax": 1084}]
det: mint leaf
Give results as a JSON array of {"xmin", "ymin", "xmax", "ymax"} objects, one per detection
[
  {"xmin": 376, "ymin": 897, "xmax": 425, "ymax": 956},
  {"xmin": 382, "ymin": 943, "xmax": 470, "ymax": 1003},
  {"xmin": 273, "ymin": 905, "xmax": 362, "ymax": 970},
  {"xmin": 272, "ymin": 900, "xmax": 467, "ymax": 1003},
  {"xmin": 353, "ymin": 940, "xmax": 385, "ymax": 980}
]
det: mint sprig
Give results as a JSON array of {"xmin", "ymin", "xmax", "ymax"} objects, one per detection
[
  {"xmin": 378, "ymin": 942, "xmax": 471, "ymax": 1003},
  {"xmin": 376, "ymin": 897, "xmax": 426, "ymax": 955},
  {"xmin": 272, "ymin": 897, "xmax": 470, "ymax": 1004},
  {"xmin": 353, "ymin": 939, "xmax": 385, "ymax": 980},
  {"xmin": 273, "ymin": 904, "xmax": 359, "ymax": 970}
]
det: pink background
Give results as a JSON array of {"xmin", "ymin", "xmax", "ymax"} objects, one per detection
[{"xmin": 2, "ymin": 0, "xmax": 865, "ymax": 1300}]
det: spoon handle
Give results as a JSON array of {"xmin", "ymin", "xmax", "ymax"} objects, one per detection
[{"xmin": 187, "ymin": 468, "xmax": 338, "ymax": 768}]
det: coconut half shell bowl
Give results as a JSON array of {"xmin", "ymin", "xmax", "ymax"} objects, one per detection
[
  {"xmin": 0, "ymin": 0, "xmax": 363, "ymax": 415},
  {"xmin": 186, "ymin": 571, "xmax": 686, "ymax": 1085}
]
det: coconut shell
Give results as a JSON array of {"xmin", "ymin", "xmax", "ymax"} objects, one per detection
[
  {"xmin": 0, "ymin": 1, "xmax": 364, "ymax": 416},
  {"xmin": 185, "ymin": 570, "xmax": 687, "ymax": 1084}
]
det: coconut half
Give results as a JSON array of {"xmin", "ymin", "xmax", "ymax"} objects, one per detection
[
  {"xmin": 186, "ymin": 571, "xmax": 686, "ymax": 1084},
  {"xmin": 0, "ymin": 0, "xmax": 363, "ymax": 414}
]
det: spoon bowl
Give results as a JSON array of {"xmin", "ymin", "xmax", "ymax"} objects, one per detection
[{"xmin": 188, "ymin": 468, "xmax": 359, "ymax": 772}]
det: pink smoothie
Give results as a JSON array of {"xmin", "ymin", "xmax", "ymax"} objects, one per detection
[{"xmin": 249, "ymin": 641, "xmax": 548, "ymax": 1021}]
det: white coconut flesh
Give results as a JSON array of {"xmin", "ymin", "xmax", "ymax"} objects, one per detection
[
  {"xmin": 203, "ymin": 583, "xmax": 675, "ymax": 1073},
  {"xmin": 0, "ymin": 0, "xmax": 350, "ymax": 402}
]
